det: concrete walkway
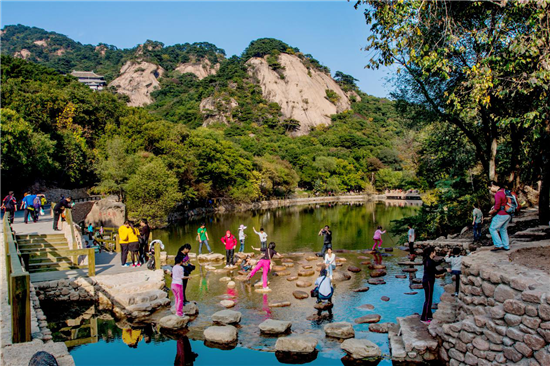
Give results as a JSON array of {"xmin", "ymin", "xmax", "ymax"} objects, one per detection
[{"xmin": 9, "ymin": 206, "xmax": 57, "ymax": 236}]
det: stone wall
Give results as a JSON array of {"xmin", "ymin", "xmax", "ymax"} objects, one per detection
[{"xmin": 429, "ymin": 241, "xmax": 550, "ymax": 366}]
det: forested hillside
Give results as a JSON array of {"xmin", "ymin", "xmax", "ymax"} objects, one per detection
[{"xmin": 1, "ymin": 25, "xmax": 420, "ymax": 225}]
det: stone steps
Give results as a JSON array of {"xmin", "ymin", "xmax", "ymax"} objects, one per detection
[{"xmin": 388, "ymin": 315, "xmax": 440, "ymax": 363}]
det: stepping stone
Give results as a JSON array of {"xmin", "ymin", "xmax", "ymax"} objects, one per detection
[
  {"xmin": 282, "ymin": 262, "xmax": 294, "ymax": 267},
  {"xmin": 234, "ymin": 275, "xmax": 249, "ymax": 281},
  {"xmin": 159, "ymin": 315, "xmax": 189, "ymax": 329},
  {"xmin": 269, "ymin": 301, "xmax": 291, "ymax": 308},
  {"xmin": 372, "ymin": 264, "xmax": 386, "ymax": 269},
  {"xmin": 353, "ymin": 287, "xmax": 370, "ymax": 293},
  {"xmin": 358, "ymin": 304, "xmax": 374, "ymax": 310},
  {"xmin": 402, "ymin": 268, "xmax": 418, "ymax": 273},
  {"xmin": 255, "ymin": 287, "xmax": 272, "ymax": 293},
  {"xmin": 368, "ymin": 322, "xmax": 396, "ymax": 333},
  {"xmin": 254, "ymin": 281, "xmax": 270, "ymax": 288},
  {"xmin": 333, "ymin": 272, "xmax": 351, "ymax": 282},
  {"xmin": 404, "ymin": 292, "xmax": 418, "ymax": 295},
  {"xmin": 212, "ymin": 310, "xmax": 242, "ymax": 325},
  {"xmin": 357, "ymin": 256, "xmax": 369, "ymax": 260},
  {"xmin": 296, "ymin": 280, "xmax": 312, "ymax": 288},
  {"xmin": 395, "ymin": 275, "xmax": 407, "ymax": 279},
  {"xmin": 220, "ymin": 300, "xmax": 235, "ymax": 308},
  {"xmin": 354, "ymin": 314, "xmax": 381, "ymax": 324},
  {"xmin": 324, "ymin": 322, "xmax": 355, "ymax": 339},
  {"xmin": 302, "ymin": 265, "xmax": 312, "ymax": 269},
  {"xmin": 370, "ymin": 269, "xmax": 387, "ymax": 277},
  {"xmin": 306, "ymin": 256, "xmax": 317, "ymax": 261},
  {"xmin": 381, "ymin": 296, "xmax": 390, "ymax": 302},
  {"xmin": 298, "ymin": 270, "xmax": 315, "ymax": 277},
  {"xmin": 227, "ymin": 281, "xmax": 236, "ymax": 288},
  {"xmin": 219, "ymin": 277, "xmax": 232, "ymax": 282},
  {"xmin": 275, "ymin": 336, "xmax": 317, "ymax": 353},
  {"xmin": 348, "ymin": 266, "xmax": 361, "ymax": 273},
  {"xmin": 293, "ymin": 291, "xmax": 309, "ymax": 299},
  {"xmin": 398, "ymin": 261, "xmax": 422, "ymax": 266},
  {"xmin": 272, "ymin": 265, "xmax": 287, "ymax": 272},
  {"xmin": 341, "ymin": 339, "xmax": 382, "ymax": 360},
  {"xmin": 314, "ymin": 302, "xmax": 334, "ymax": 311},
  {"xmin": 336, "ymin": 257, "xmax": 347, "ymax": 263},
  {"xmin": 412, "ymin": 278, "xmax": 422, "ymax": 284},
  {"xmin": 204, "ymin": 325, "xmax": 238, "ymax": 344},
  {"xmin": 411, "ymin": 284, "xmax": 423, "ymax": 290},
  {"xmin": 274, "ymin": 270, "xmax": 290, "ymax": 276},
  {"xmin": 360, "ymin": 261, "xmax": 371, "ymax": 265},
  {"xmin": 281, "ymin": 258, "xmax": 294, "ymax": 263},
  {"xmin": 260, "ymin": 319, "xmax": 292, "ymax": 334},
  {"xmin": 384, "ymin": 248, "xmax": 393, "ymax": 252},
  {"xmin": 367, "ymin": 278, "xmax": 386, "ymax": 285},
  {"xmin": 238, "ymin": 270, "xmax": 247, "ymax": 275},
  {"xmin": 287, "ymin": 276, "xmax": 298, "ymax": 281}
]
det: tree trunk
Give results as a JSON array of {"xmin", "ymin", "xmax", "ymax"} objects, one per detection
[{"xmin": 489, "ymin": 137, "xmax": 498, "ymax": 182}]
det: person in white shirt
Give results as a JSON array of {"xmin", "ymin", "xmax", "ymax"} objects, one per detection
[
  {"xmin": 314, "ymin": 268, "xmax": 333, "ymax": 303},
  {"xmin": 445, "ymin": 247, "xmax": 463, "ymax": 297},
  {"xmin": 324, "ymin": 248, "xmax": 336, "ymax": 279},
  {"xmin": 253, "ymin": 227, "xmax": 268, "ymax": 250},
  {"xmin": 238, "ymin": 224, "xmax": 247, "ymax": 252}
]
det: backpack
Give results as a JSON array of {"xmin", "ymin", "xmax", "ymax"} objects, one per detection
[
  {"xmin": 502, "ymin": 190, "xmax": 520, "ymax": 215},
  {"xmin": 3, "ymin": 196, "xmax": 15, "ymax": 210},
  {"xmin": 33, "ymin": 196, "xmax": 41, "ymax": 209}
]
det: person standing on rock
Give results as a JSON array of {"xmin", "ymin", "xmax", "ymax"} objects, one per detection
[
  {"xmin": 488, "ymin": 181, "xmax": 516, "ymax": 252},
  {"xmin": 324, "ymin": 247, "xmax": 336, "ymax": 280},
  {"xmin": 1, "ymin": 191, "xmax": 17, "ymax": 224},
  {"xmin": 221, "ymin": 230, "xmax": 237, "ymax": 267},
  {"xmin": 171, "ymin": 253, "xmax": 186, "ymax": 317},
  {"xmin": 118, "ymin": 220, "xmax": 136, "ymax": 267},
  {"xmin": 238, "ymin": 224, "xmax": 247, "ymax": 252},
  {"xmin": 372, "ymin": 226, "xmax": 386, "ymax": 251},
  {"xmin": 445, "ymin": 247, "xmax": 463, "ymax": 297},
  {"xmin": 421, "ymin": 247, "xmax": 446, "ymax": 323},
  {"xmin": 407, "ymin": 224, "xmax": 415, "ymax": 255},
  {"xmin": 472, "ymin": 203, "xmax": 483, "ymax": 243},
  {"xmin": 197, "ymin": 223, "xmax": 213, "ymax": 255},
  {"xmin": 318, "ymin": 225, "xmax": 332, "ymax": 256},
  {"xmin": 53, "ymin": 196, "xmax": 72, "ymax": 231},
  {"xmin": 253, "ymin": 227, "xmax": 268, "ymax": 250},
  {"xmin": 178, "ymin": 243, "xmax": 194, "ymax": 305},
  {"xmin": 248, "ymin": 241, "xmax": 282, "ymax": 291}
]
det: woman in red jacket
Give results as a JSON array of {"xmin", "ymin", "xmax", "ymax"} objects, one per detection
[{"xmin": 221, "ymin": 230, "xmax": 237, "ymax": 268}]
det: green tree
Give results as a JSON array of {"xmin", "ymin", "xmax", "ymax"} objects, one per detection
[{"xmin": 94, "ymin": 137, "xmax": 137, "ymax": 200}]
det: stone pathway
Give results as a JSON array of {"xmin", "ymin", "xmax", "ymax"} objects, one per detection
[{"xmin": 10, "ymin": 206, "xmax": 57, "ymax": 236}]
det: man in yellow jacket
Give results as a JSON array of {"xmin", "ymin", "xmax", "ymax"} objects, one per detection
[{"xmin": 118, "ymin": 221, "xmax": 139, "ymax": 267}]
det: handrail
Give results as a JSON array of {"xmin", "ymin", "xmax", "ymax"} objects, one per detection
[
  {"xmin": 25, "ymin": 248, "xmax": 96, "ymax": 276},
  {"xmin": 2, "ymin": 212, "xmax": 31, "ymax": 343}
]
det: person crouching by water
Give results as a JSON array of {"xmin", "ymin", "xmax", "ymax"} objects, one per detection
[
  {"xmin": 171, "ymin": 253, "xmax": 187, "ymax": 317},
  {"xmin": 313, "ymin": 268, "xmax": 334, "ymax": 304},
  {"xmin": 324, "ymin": 248, "xmax": 336, "ymax": 280},
  {"xmin": 178, "ymin": 244, "xmax": 194, "ymax": 306},
  {"xmin": 241, "ymin": 255, "xmax": 252, "ymax": 272},
  {"xmin": 221, "ymin": 230, "xmax": 237, "ymax": 268},
  {"xmin": 248, "ymin": 241, "xmax": 282, "ymax": 291},
  {"xmin": 445, "ymin": 247, "xmax": 463, "ymax": 297},
  {"xmin": 421, "ymin": 247, "xmax": 446, "ymax": 323}
]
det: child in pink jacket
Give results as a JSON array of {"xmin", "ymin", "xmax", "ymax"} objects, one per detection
[
  {"xmin": 221, "ymin": 230, "xmax": 237, "ymax": 267},
  {"xmin": 372, "ymin": 226, "xmax": 386, "ymax": 250}
]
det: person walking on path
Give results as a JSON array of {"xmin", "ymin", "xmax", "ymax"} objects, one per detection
[
  {"xmin": 127, "ymin": 222, "xmax": 141, "ymax": 267},
  {"xmin": 407, "ymin": 224, "xmax": 415, "ymax": 256},
  {"xmin": 20, "ymin": 192, "xmax": 37, "ymax": 224},
  {"xmin": 472, "ymin": 203, "xmax": 483, "ymax": 242},
  {"xmin": 53, "ymin": 196, "xmax": 72, "ymax": 231},
  {"xmin": 139, "ymin": 219, "xmax": 151, "ymax": 264},
  {"xmin": 118, "ymin": 220, "xmax": 138, "ymax": 267},
  {"xmin": 31, "ymin": 194, "xmax": 42, "ymax": 222},
  {"xmin": 318, "ymin": 225, "xmax": 332, "ymax": 256},
  {"xmin": 248, "ymin": 241, "xmax": 282, "ymax": 291},
  {"xmin": 445, "ymin": 247, "xmax": 463, "ymax": 297},
  {"xmin": 253, "ymin": 227, "xmax": 268, "ymax": 250},
  {"xmin": 87, "ymin": 223, "xmax": 94, "ymax": 241},
  {"xmin": 238, "ymin": 224, "xmax": 247, "ymax": 253},
  {"xmin": 1, "ymin": 191, "xmax": 17, "ymax": 224},
  {"xmin": 171, "ymin": 253, "xmax": 187, "ymax": 317},
  {"xmin": 372, "ymin": 226, "xmax": 386, "ymax": 251},
  {"xmin": 197, "ymin": 223, "xmax": 213, "ymax": 254},
  {"xmin": 221, "ymin": 230, "xmax": 237, "ymax": 267},
  {"xmin": 421, "ymin": 247, "xmax": 446, "ymax": 323},
  {"xmin": 488, "ymin": 181, "xmax": 517, "ymax": 252},
  {"xmin": 324, "ymin": 247, "xmax": 336, "ymax": 280}
]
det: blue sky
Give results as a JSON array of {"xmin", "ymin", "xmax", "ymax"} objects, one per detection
[{"xmin": 1, "ymin": 1, "xmax": 393, "ymax": 97}]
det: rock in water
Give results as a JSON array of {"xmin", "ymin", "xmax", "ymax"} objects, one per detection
[
  {"xmin": 159, "ymin": 315, "xmax": 189, "ymax": 329},
  {"xmin": 402, "ymin": 268, "xmax": 418, "ymax": 273},
  {"xmin": 275, "ymin": 336, "xmax": 317, "ymax": 353},
  {"xmin": 293, "ymin": 291, "xmax": 309, "ymax": 299},
  {"xmin": 358, "ymin": 304, "xmax": 374, "ymax": 310},
  {"xmin": 259, "ymin": 319, "xmax": 292, "ymax": 334},
  {"xmin": 411, "ymin": 284, "xmax": 423, "ymax": 290},
  {"xmin": 354, "ymin": 314, "xmax": 381, "ymax": 324},
  {"xmin": 332, "ymin": 272, "xmax": 351, "ymax": 282},
  {"xmin": 220, "ymin": 300, "xmax": 235, "ymax": 308},
  {"xmin": 341, "ymin": 339, "xmax": 382, "ymax": 360},
  {"xmin": 404, "ymin": 292, "xmax": 418, "ymax": 295},
  {"xmin": 272, "ymin": 265, "xmax": 287, "ymax": 272},
  {"xmin": 372, "ymin": 264, "xmax": 386, "ymax": 269},
  {"xmin": 381, "ymin": 296, "xmax": 390, "ymax": 302},
  {"xmin": 347, "ymin": 266, "xmax": 361, "ymax": 273},
  {"xmin": 182, "ymin": 302, "xmax": 199, "ymax": 316},
  {"xmin": 367, "ymin": 278, "xmax": 386, "ymax": 285},
  {"xmin": 269, "ymin": 301, "xmax": 291, "ymax": 308},
  {"xmin": 204, "ymin": 325, "xmax": 238, "ymax": 344},
  {"xmin": 219, "ymin": 276, "xmax": 231, "ymax": 282},
  {"xmin": 368, "ymin": 322, "xmax": 396, "ymax": 333},
  {"xmin": 324, "ymin": 322, "xmax": 355, "ymax": 339},
  {"xmin": 298, "ymin": 270, "xmax": 315, "ymax": 277},
  {"xmin": 302, "ymin": 265, "xmax": 313, "ymax": 269},
  {"xmin": 296, "ymin": 280, "xmax": 312, "ymax": 288},
  {"xmin": 227, "ymin": 281, "xmax": 236, "ymax": 288},
  {"xmin": 360, "ymin": 261, "xmax": 371, "ymax": 265},
  {"xmin": 212, "ymin": 310, "xmax": 242, "ymax": 325},
  {"xmin": 370, "ymin": 269, "xmax": 387, "ymax": 277},
  {"xmin": 287, "ymin": 276, "xmax": 299, "ymax": 281},
  {"xmin": 395, "ymin": 275, "xmax": 407, "ymax": 279},
  {"xmin": 352, "ymin": 287, "xmax": 370, "ymax": 293}
]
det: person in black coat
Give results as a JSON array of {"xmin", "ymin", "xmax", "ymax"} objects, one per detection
[{"xmin": 421, "ymin": 246, "xmax": 446, "ymax": 322}]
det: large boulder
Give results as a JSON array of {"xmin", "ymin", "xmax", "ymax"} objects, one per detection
[
  {"xmin": 341, "ymin": 339, "xmax": 382, "ymax": 360},
  {"xmin": 203, "ymin": 325, "xmax": 238, "ymax": 344},
  {"xmin": 212, "ymin": 310, "xmax": 242, "ymax": 325},
  {"xmin": 158, "ymin": 315, "xmax": 189, "ymax": 329},
  {"xmin": 324, "ymin": 322, "xmax": 355, "ymax": 339},
  {"xmin": 259, "ymin": 319, "xmax": 292, "ymax": 334},
  {"xmin": 275, "ymin": 336, "xmax": 317, "ymax": 353},
  {"xmin": 85, "ymin": 198, "xmax": 125, "ymax": 227}
]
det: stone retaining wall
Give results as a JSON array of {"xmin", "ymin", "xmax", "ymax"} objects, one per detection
[{"xmin": 429, "ymin": 241, "xmax": 550, "ymax": 366}]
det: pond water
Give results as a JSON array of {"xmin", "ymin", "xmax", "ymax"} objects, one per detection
[{"xmin": 43, "ymin": 201, "xmax": 447, "ymax": 366}]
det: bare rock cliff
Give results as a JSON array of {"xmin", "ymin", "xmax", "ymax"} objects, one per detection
[
  {"xmin": 200, "ymin": 96, "xmax": 238, "ymax": 126},
  {"xmin": 246, "ymin": 54, "xmax": 350, "ymax": 134},
  {"xmin": 109, "ymin": 61, "xmax": 165, "ymax": 107},
  {"xmin": 176, "ymin": 59, "xmax": 220, "ymax": 79}
]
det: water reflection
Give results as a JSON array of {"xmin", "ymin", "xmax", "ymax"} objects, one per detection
[{"xmin": 175, "ymin": 337, "xmax": 198, "ymax": 366}]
